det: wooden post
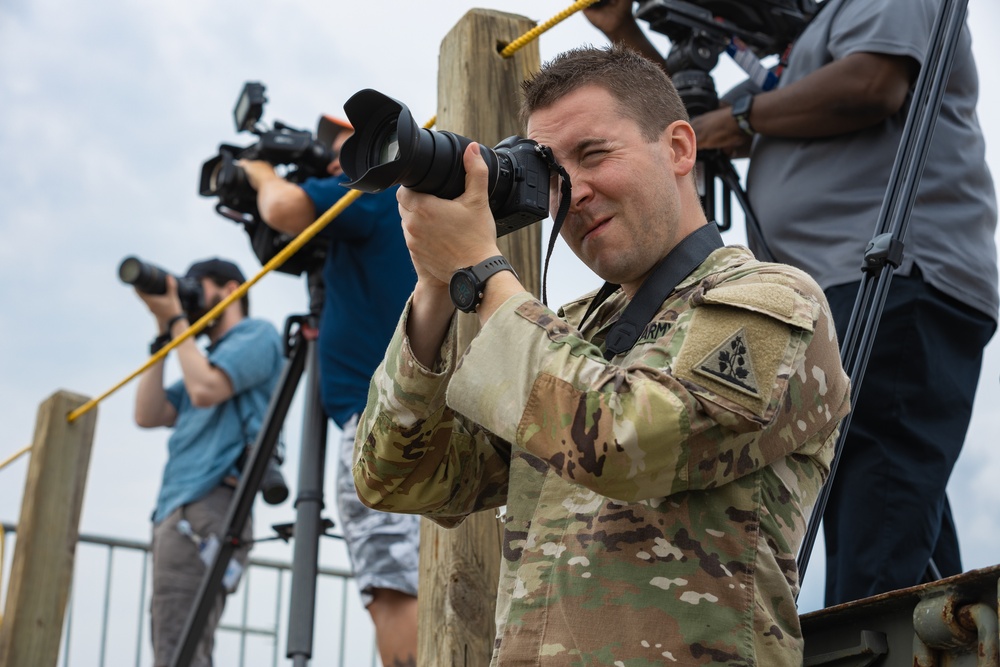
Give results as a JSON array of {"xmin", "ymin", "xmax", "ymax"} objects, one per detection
[
  {"xmin": 0, "ymin": 391, "xmax": 97, "ymax": 667},
  {"xmin": 418, "ymin": 9, "xmax": 541, "ymax": 667}
]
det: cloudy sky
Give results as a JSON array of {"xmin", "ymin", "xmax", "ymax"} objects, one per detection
[{"xmin": 1, "ymin": 0, "xmax": 998, "ymax": 661}]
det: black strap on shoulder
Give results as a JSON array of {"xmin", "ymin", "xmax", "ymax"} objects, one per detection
[{"xmin": 596, "ymin": 223, "xmax": 725, "ymax": 360}]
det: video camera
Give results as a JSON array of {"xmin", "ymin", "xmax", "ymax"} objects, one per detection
[
  {"xmin": 199, "ymin": 82, "xmax": 330, "ymax": 276},
  {"xmin": 634, "ymin": 0, "xmax": 818, "ymax": 114},
  {"xmin": 339, "ymin": 89, "xmax": 550, "ymax": 237}
]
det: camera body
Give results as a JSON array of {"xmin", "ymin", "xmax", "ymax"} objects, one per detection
[
  {"xmin": 199, "ymin": 82, "xmax": 330, "ymax": 276},
  {"xmin": 340, "ymin": 89, "xmax": 550, "ymax": 237}
]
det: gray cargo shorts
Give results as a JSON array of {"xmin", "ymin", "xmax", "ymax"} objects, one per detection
[{"xmin": 337, "ymin": 414, "xmax": 420, "ymax": 607}]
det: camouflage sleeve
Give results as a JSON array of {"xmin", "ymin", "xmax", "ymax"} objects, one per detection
[
  {"xmin": 447, "ymin": 279, "xmax": 848, "ymax": 503},
  {"xmin": 353, "ymin": 298, "xmax": 512, "ymax": 528}
]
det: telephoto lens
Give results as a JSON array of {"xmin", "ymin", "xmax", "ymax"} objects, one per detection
[
  {"xmin": 340, "ymin": 88, "xmax": 550, "ymax": 237},
  {"xmin": 118, "ymin": 256, "xmax": 169, "ymax": 294}
]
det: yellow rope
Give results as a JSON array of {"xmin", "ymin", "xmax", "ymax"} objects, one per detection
[
  {"xmin": 500, "ymin": 0, "xmax": 603, "ymax": 58},
  {"xmin": 0, "ymin": 445, "xmax": 31, "ymax": 472},
  {"xmin": 60, "ymin": 0, "xmax": 596, "ymax": 426},
  {"xmin": 66, "ymin": 189, "xmax": 362, "ymax": 423}
]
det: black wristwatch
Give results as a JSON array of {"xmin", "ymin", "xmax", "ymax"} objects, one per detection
[
  {"xmin": 731, "ymin": 94, "xmax": 755, "ymax": 137},
  {"xmin": 449, "ymin": 256, "xmax": 517, "ymax": 313}
]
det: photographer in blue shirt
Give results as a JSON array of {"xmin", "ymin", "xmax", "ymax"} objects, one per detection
[
  {"xmin": 133, "ymin": 258, "xmax": 283, "ymax": 667},
  {"xmin": 242, "ymin": 115, "xmax": 419, "ymax": 667}
]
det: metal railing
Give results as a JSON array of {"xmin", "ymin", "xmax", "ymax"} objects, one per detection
[{"xmin": 0, "ymin": 522, "xmax": 378, "ymax": 667}]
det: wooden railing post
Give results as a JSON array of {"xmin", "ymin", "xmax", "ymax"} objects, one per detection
[
  {"xmin": 418, "ymin": 9, "xmax": 541, "ymax": 667},
  {"xmin": 0, "ymin": 390, "xmax": 97, "ymax": 667}
]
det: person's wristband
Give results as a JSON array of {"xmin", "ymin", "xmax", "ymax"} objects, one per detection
[
  {"xmin": 149, "ymin": 314, "xmax": 188, "ymax": 355},
  {"xmin": 165, "ymin": 313, "xmax": 188, "ymax": 335}
]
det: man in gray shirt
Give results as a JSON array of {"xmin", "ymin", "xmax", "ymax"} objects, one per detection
[{"xmin": 587, "ymin": 0, "xmax": 998, "ymax": 605}]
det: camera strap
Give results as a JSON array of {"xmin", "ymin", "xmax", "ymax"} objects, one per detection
[
  {"xmin": 230, "ymin": 393, "xmax": 254, "ymax": 473},
  {"xmin": 536, "ymin": 146, "xmax": 725, "ymax": 359},
  {"xmin": 581, "ymin": 223, "xmax": 725, "ymax": 361},
  {"xmin": 536, "ymin": 144, "xmax": 573, "ymax": 307}
]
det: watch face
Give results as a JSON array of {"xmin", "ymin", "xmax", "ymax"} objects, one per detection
[
  {"xmin": 449, "ymin": 270, "xmax": 478, "ymax": 311},
  {"xmin": 733, "ymin": 95, "xmax": 752, "ymax": 117}
]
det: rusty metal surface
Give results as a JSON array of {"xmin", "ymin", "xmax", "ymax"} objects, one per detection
[{"xmin": 801, "ymin": 565, "xmax": 1000, "ymax": 667}]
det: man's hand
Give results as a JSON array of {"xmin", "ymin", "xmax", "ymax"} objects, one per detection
[
  {"xmin": 583, "ymin": 0, "xmax": 669, "ymax": 73},
  {"xmin": 239, "ymin": 159, "xmax": 281, "ymax": 191},
  {"xmin": 399, "ymin": 143, "xmax": 525, "ymax": 367},
  {"xmin": 396, "ymin": 143, "xmax": 501, "ymax": 290},
  {"xmin": 239, "ymin": 159, "xmax": 317, "ymax": 234},
  {"xmin": 584, "ymin": 0, "xmax": 638, "ymax": 39},
  {"xmin": 136, "ymin": 275, "xmax": 184, "ymax": 329},
  {"xmin": 690, "ymin": 106, "xmax": 754, "ymax": 158}
]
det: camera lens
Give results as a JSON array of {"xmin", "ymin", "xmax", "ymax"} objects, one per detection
[
  {"xmin": 341, "ymin": 89, "xmax": 481, "ymax": 200},
  {"xmin": 118, "ymin": 257, "xmax": 143, "ymax": 284},
  {"xmin": 341, "ymin": 89, "xmax": 550, "ymax": 236},
  {"xmin": 118, "ymin": 256, "xmax": 169, "ymax": 295},
  {"xmin": 377, "ymin": 126, "xmax": 400, "ymax": 165}
]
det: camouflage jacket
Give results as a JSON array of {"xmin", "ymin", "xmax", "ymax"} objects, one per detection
[{"xmin": 355, "ymin": 246, "xmax": 850, "ymax": 666}]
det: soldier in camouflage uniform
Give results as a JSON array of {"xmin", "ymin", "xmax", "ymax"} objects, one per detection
[{"xmin": 354, "ymin": 45, "xmax": 850, "ymax": 666}]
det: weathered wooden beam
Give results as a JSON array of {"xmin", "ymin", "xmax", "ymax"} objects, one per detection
[
  {"xmin": 419, "ymin": 9, "xmax": 541, "ymax": 667},
  {"xmin": 0, "ymin": 390, "xmax": 97, "ymax": 667}
]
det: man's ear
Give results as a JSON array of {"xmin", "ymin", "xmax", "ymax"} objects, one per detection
[{"xmin": 664, "ymin": 120, "xmax": 698, "ymax": 177}]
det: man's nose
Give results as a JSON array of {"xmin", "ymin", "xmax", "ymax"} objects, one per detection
[{"xmin": 566, "ymin": 171, "xmax": 592, "ymax": 212}]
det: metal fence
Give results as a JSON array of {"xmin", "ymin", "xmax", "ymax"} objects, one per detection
[{"xmin": 0, "ymin": 522, "xmax": 379, "ymax": 667}]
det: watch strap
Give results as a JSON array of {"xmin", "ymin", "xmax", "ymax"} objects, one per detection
[
  {"xmin": 149, "ymin": 331, "xmax": 172, "ymax": 355},
  {"xmin": 732, "ymin": 94, "xmax": 755, "ymax": 137},
  {"xmin": 149, "ymin": 313, "xmax": 188, "ymax": 355},
  {"xmin": 451, "ymin": 255, "xmax": 517, "ymax": 313},
  {"xmin": 470, "ymin": 255, "xmax": 518, "ymax": 284}
]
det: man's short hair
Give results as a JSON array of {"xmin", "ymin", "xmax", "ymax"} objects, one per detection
[
  {"xmin": 185, "ymin": 257, "xmax": 250, "ymax": 316},
  {"xmin": 520, "ymin": 44, "xmax": 689, "ymax": 142}
]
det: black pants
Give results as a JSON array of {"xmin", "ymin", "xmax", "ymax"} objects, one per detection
[{"xmin": 822, "ymin": 270, "xmax": 995, "ymax": 606}]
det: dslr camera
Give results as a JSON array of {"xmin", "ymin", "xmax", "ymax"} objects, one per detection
[
  {"xmin": 339, "ymin": 89, "xmax": 550, "ymax": 237},
  {"xmin": 199, "ymin": 81, "xmax": 330, "ymax": 276},
  {"xmin": 118, "ymin": 255, "xmax": 289, "ymax": 505},
  {"xmin": 119, "ymin": 255, "xmax": 206, "ymax": 317}
]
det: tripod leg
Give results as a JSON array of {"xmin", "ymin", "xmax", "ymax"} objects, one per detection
[
  {"xmin": 287, "ymin": 333, "xmax": 329, "ymax": 667},
  {"xmin": 168, "ymin": 327, "xmax": 309, "ymax": 667}
]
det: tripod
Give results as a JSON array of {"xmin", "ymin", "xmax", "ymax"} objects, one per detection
[
  {"xmin": 170, "ymin": 268, "xmax": 334, "ymax": 667},
  {"xmin": 695, "ymin": 147, "xmax": 775, "ymax": 262}
]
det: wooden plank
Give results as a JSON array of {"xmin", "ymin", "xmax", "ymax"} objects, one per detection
[
  {"xmin": 418, "ymin": 9, "xmax": 541, "ymax": 667},
  {"xmin": 0, "ymin": 390, "xmax": 97, "ymax": 667}
]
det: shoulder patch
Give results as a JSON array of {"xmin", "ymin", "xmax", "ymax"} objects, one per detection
[
  {"xmin": 693, "ymin": 327, "xmax": 760, "ymax": 398},
  {"xmin": 674, "ymin": 305, "xmax": 798, "ymax": 419}
]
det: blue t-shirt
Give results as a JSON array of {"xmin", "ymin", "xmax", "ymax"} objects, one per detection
[
  {"xmin": 300, "ymin": 175, "xmax": 416, "ymax": 427},
  {"xmin": 153, "ymin": 318, "xmax": 284, "ymax": 523}
]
